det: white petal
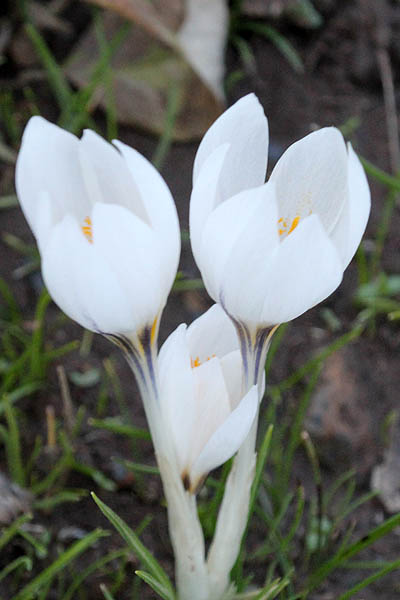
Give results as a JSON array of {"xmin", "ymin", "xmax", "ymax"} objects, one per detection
[
  {"xmin": 190, "ymin": 144, "xmax": 229, "ymax": 265},
  {"xmin": 330, "ymin": 143, "xmax": 371, "ymax": 269},
  {"xmin": 186, "ymin": 303, "xmax": 238, "ymax": 361},
  {"xmin": 269, "ymin": 127, "xmax": 348, "ymax": 235},
  {"xmin": 260, "ymin": 214, "xmax": 343, "ymax": 325},
  {"xmin": 191, "ymin": 385, "xmax": 258, "ymax": 485},
  {"xmin": 92, "ymin": 203, "xmax": 165, "ymax": 328},
  {"xmin": 200, "ymin": 182, "xmax": 279, "ymax": 312},
  {"xmin": 158, "ymin": 324, "xmax": 195, "ymax": 472},
  {"xmin": 193, "ymin": 94, "xmax": 268, "ymax": 202},
  {"xmin": 15, "ymin": 116, "xmax": 89, "ymax": 239},
  {"xmin": 220, "ymin": 350, "xmax": 243, "ymax": 410},
  {"xmin": 34, "ymin": 190, "xmax": 56, "ymax": 254},
  {"xmin": 41, "ymin": 215, "xmax": 134, "ymax": 333},
  {"xmin": 79, "ymin": 131, "xmax": 149, "ymax": 223},
  {"xmin": 190, "ymin": 357, "xmax": 231, "ymax": 465},
  {"xmin": 113, "ymin": 140, "xmax": 181, "ymax": 289}
]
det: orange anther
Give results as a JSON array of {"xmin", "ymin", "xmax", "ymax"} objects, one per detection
[{"xmin": 81, "ymin": 216, "xmax": 93, "ymax": 243}]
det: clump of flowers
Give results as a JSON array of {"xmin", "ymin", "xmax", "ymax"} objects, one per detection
[{"xmin": 15, "ymin": 94, "xmax": 370, "ymax": 600}]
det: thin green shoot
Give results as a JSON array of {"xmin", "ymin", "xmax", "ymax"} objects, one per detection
[{"xmin": 13, "ymin": 529, "xmax": 109, "ymax": 600}]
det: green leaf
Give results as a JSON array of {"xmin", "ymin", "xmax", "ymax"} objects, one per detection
[
  {"xmin": 89, "ymin": 417, "xmax": 151, "ymax": 440},
  {"xmin": 234, "ymin": 574, "xmax": 291, "ymax": 599},
  {"xmin": 29, "ymin": 289, "xmax": 51, "ymax": 380},
  {"xmin": 92, "ymin": 493, "xmax": 175, "ymax": 598},
  {"xmin": 360, "ymin": 156, "xmax": 400, "ymax": 191},
  {"xmin": 305, "ymin": 512, "xmax": 400, "ymax": 593},
  {"xmin": 69, "ymin": 459, "xmax": 117, "ymax": 492},
  {"xmin": 0, "ymin": 513, "xmax": 32, "ymax": 552},
  {"xmin": 0, "ymin": 194, "xmax": 18, "ymax": 210},
  {"xmin": 3, "ymin": 394, "xmax": 25, "ymax": 486},
  {"xmin": 62, "ymin": 549, "xmax": 127, "ymax": 600},
  {"xmin": 136, "ymin": 570, "xmax": 175, "ymax": 600},
  {"xmin": 13, "ymin": 529, "xmax": 108, "ymax": 600},
  {"xmin": 100, "ymin": 583, "xmax": 116, "ymax": 600},
  {"xmin": 249, "ymin": 424, "xmax": 274, "ymax": 518},
  {"xmin": 0, "ymin": 276, "xmax": 20, "ymax": 322},
  {"xmin": 241, "ymin": 22, "xmax": 304, "ymax": 73},
  {"xmin": 25, "ymin": 23, "xmax": 73, "ymax": 113},
  {"xmin": 338, "ymin": 557, "xmax": 400, "ymax": 599},
  {"xmin": 0, "ymin": 556, "xmax": 32, "ymax": 583}
]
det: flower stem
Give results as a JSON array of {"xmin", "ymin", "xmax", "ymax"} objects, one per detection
[
  {"xmin": 122, "ymin": 330, "xmax": 210, "ymax": 600},
  {"xmin": 206, "ymin": 323, "xmax": 277, "ymax": 598}
]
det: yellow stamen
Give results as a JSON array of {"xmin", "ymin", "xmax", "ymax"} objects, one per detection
[
  {"xmin": 191, "ymin": 356, "xmax": 201, "ymax": 368},
  {"xmin": 150, "ymin": 316, "xmax": 158, "ymax": 346},
  {"xmin": 190, "ymin": 354, "xmax": 216, "ymax": 369},
  {"xmin": 287, "ymin": 215, "xmax": 300, "ymax": 234},
  {"xmin": 81, "ymin": 216, "xmax": 93, "ymax": 243},
  {"xmin": 278, "ymin": 215, "xmax": 300, "ymax": 238}
]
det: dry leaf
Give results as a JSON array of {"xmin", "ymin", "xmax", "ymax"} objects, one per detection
[
  {"xmin": 371, "ymin": 415, "xmax": 400, "ymax": 514},
  {"xmin": 177, "ymin": 0, "xmax": 227, "ymax": 101},
  {"xmin": 66, "ymin": 0, "xmax": 227, "ymax": 140},
  {"xmin": 85, "ymin": 0, "xmax": 184, "ymax": 44},
  {"xmin": 0, "ymin": 472, "xmax": 32, "ymax": 525}
]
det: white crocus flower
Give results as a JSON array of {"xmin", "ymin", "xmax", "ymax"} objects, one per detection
[
  {"xmin": 15, "ymin": 118, "xmax": 209, "ymax": 600},
  {"xmin": 16, "ymin": 117, "xmax": 180, "ymax": 341},
  {"xmin": 158, "ymin": 304, "xmax": 258, "ymax": 494},
  {"xmin": 190, "ymin": 94, "xmax": 371, "ymax": 598},
  {"xmin": 190, "ymin": 93, "xmax": 371, "ymax": 332}
]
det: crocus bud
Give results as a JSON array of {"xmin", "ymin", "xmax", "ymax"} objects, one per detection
[
  {"xmin": 158, "ymin": 304, "xmax": 258, "ymax": 493},
  {"xmin": 190, "ymin": 94, "xmax": 370, "ymax": 328},
  {"xmin": 16, "ymin": 117, "xmax": 180, "ymax": 337}
]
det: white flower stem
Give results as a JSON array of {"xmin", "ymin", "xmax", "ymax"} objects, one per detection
[
  {"xmin": 206, "ymin": 323, "xmax": 276, "ymax": 599},
  {"xmin": 123, "ymin": 331, "xmax": 210, "ymax": 600}
]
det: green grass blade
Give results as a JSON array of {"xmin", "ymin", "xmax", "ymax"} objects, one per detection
[
  {"xmin": 249, "ymin": 424, "xmax": 274, "ymax": 519},
  {"xmin": 360, "ymin": 156, "xmax": 400, "ymax": 191},
  {"xmin": 0, "ymin": 382, "xmax": 42, "ymax": 412},
  {"xmin": 264, "ymin": 323, "xmax": 290, "ymax": 377},
  {"xmin": 276, "ymin": 325, "xmax": 363, "ymax": 392},
  {"xmin": 371, "ymin": 188, "xmax": 397, "ymax": 276},
  {"xmin": 338, "ymin": 557, "xmax": 400, "ymax": 599},
  {"xmin": 279, "ymin": 365, "xmax": 322, "ymax": 493},
  {"xmin": 13, "ymin": 529, "xmax": 108, "ymax": 600},
  {"xmin": 62, "ymin": 22, "xmax": 130, "ymax": 133},
  {"xmin": 172, "ymin": 278, "xmax": 204, "ymax": 293},
  {"xmin": 25, "ymin": 23, "xmax": 73, "ymax": 113},
  {"xmin": 241, "ymin": 22, "xmax": 304, "ymax": 73},
  {"xmin": 69, "ymin": 458, "xmax": 116, "ymax": 492},
  {"xmin": 123, "ymin": 460, "xmax": 159, "ymax": 476},
  {"xmin": 30, "ymin": 454, "xmax": 71, "ymax": 495},
  {"xmin": 231, "ymin": 35, "xmax": 257, "ymax": 73},
  {"xmin": 3, "ymin": 394, "xmax": 25, "ymax": 486},
  {"xmin": 152, "ymin": 83, "xmax": 182, "ymax": 170},
  {"xmin": 281, "ymin": 485, "xmax": 305, "ymax": 551},
  {"xmin": 0, "ymin": 513, "xmax": 32, "ymax": 551},
  {"xmin": 0, "ymin": 276, "xmax": 20, "ymax": 322},
  {"xmin": 135, "ymin": 570, "xmax": 175, "ymax": 600},
  {"xmin": 29, "ymin": 289, "xmax": 51, "ymax": 380},
  {"xmin": 62, "ymin": 548, "xmax": 127, "ymax": 600},
  {"xmin": 0, "ymin": 556, "xmax": 32, "ymax": 583},
  {"xmin": 306, "ymin": 512, "xmax": 400, "ymax": 593},
  {"xmin": 34, "ymin": 489, "xmax": 88, "ymax": 511},
  {"xmin": 94, "ymin": 14, "xmax": 118, "ymax": 141},
  {"xmin": 92, "ymin": 493, "xmax": 175, "ymax": 597},
  {"xmin": 89, "ymin": 417, "xmax": 151, "ymax": 440}
]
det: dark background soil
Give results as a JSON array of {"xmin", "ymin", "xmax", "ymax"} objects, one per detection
[{"xmin": 1, "ymin": 0, "xmax": 400, "ymax": 598}]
